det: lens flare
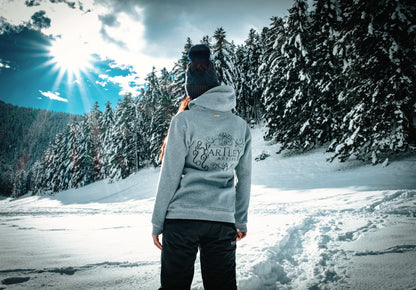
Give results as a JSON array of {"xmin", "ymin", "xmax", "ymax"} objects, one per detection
[{"xmin": 49, "ymin": 37, "xmax": 92, "ymax": 77}]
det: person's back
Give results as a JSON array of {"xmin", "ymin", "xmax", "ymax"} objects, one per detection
[
  {"xmin": 151, "ymin": 44, "xmax": 252, "ymax": 290},
  {"xmin": 161, "ymin": 85, "xmax": 251, "ymax": 230}
]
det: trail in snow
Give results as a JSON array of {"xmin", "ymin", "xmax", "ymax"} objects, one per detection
[{"xmin": 236, "ymin": 188, "xmax": 416, "ymax": 290}]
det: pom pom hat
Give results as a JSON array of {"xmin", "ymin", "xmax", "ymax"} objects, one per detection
[{"xmin": 185, "ymin": 44, "xmax": 220, "ymax": 99}]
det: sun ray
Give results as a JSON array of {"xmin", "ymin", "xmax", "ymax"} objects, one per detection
[
  {"xmin": 47, "ymin": 36, "xmax": 93, "ymax": 88},
  {"xmin": 51, "ymin": 64, "xmax": 67, "ymax": 91},
  {"xmin": 42, "ymin": 36, "xmax": 96, "ymax": 109}
]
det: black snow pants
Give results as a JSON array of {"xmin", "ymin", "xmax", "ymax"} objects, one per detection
[{"xmin": 160, "ymin": 219, "xmax": 237, "ymax": 290}]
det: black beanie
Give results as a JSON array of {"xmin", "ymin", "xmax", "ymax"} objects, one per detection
[{"xmin": 185, "ymin": 44, "xmax": 220, "ymax": 99}]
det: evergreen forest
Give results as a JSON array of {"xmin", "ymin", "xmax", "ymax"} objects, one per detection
[
  {"xmin": 6, "ymin": 0, "xmax": 416, "ymax": 197},
  {"xmin": 0, "ymin": 100, "xmax": 80, "ymax": 196}
]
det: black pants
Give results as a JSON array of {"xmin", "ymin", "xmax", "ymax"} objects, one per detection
[{"xmin": 160, "ymin": 219, "xmax": 237, "ymax": 290}]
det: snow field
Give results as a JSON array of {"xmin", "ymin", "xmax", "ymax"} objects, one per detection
[{"xmin": 1, "ymin": 127, "xmax": 415, "ymax": 289}]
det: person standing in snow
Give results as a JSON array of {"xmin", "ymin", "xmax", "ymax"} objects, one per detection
[{"xmin": 151, "ymin": 44, "xmax": 252, "ymax": 289}]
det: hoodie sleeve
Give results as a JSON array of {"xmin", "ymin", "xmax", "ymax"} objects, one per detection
[
  {"xmin": 234, "ymin": 124, "xmax": 252, "ymax": 233},
  {"xmin": 151, "ymin": 115, "xmax": 187, "ymax": 236}
]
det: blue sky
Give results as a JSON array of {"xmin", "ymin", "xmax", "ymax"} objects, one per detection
[
  {"xmin": 0, "ymin": 0, "xmax": 292, "ymax": 115},
  {"xmin": 0, "ymin": 27, "xmax": 133, "ymax": 114}
]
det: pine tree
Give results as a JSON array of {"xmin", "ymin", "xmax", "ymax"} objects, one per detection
[
  {"xmin": 85, "ymin": 102, "xmax": 105, "ymax": 182},
  {"xmin": 11, "ymin": 169, "xmax": 27, "ymax": 197},
  {"xmin": 261, "ymin": 16, "xmax": 289, "ymax": 142},
  {"xmin": 34, "ymin": 131, "xmax": 66, "ymax": 193},
  {"xmin": 68, "ymin": 121, "xmax": 83, "ymax": 188},
  {"xmin": 139, "ymin": 67, "xmax": 160, "ymax": 163},
  {"xmin": 329, "ymin": 0, "xmax": 416, "ymax": 163},
  {"xmin": 302, "ymin": 0, "xmax": 344, "ymax": 147},
  {"xmin": 31, "ymin": 160, "xmax": 43, "ymax": 194},
  {"xmin": 154, "ymin": 68, "xmax": 176, "ymax": 163},
  {"xmin": 53, "ymin": 131, "xmax": 70, "ymax": 191},
  {"xmin": 212, "ymin": 27, "xmax": 237, "ymax": 87},
  {"xmin": 59, "ymin": 127, "xmax": 72, "ymax": 191},
  {"xmin": 235, "ymin": 28, "xmax": 264, "ymax": 123},
  {"xmin": 171, "ymin": 37, "xmax": 192, "ymax": 103},
  {"xmin": 139, "ymin": 67, "xmax": 176, "ymax": 166},
  {"xmin": 79, "ymin": 117, "xmax": 95, "ymax": 186},
  {"xmin": 100, "ymin": 101, "xmax": 115, "ymax": 178},
  {"xmin": 263, "ymin": 0, "xmax": 315, "ymax": 151},
  {"xmin": 0, "ymin": 100, "xmax": 77, "ymax": 196},
  {"xmin": 108, "ymin": 94, "xmax": 137, "ymax": 180},
  {"xmin": 200, "ymin": 35, "xmax": 213, "ymax": 48}
]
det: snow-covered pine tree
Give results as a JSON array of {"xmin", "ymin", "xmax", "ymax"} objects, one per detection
[
  {"xmin": 138, "ymin": 67, "xmax": 160, "ymax": 164},
  {"xmin": 57, "ymin": 124, "xmax": 72, "ymax": 191},
  {"xmin": 235, "ymin": 44, "xmax": 247, "ymax": 116},
  {"xmin": 108, "ymin": 94, "xmax": 137, "ymax": 180},
  {"xmin": 35, "ymin": 130, "xmax": 66, "ymax": 193},
  {"xmin": 100, "ymin": 101, "xmax": 115, "ymax": 178},
  {"xmin": 59, "ymin": 127, "xmax": 73, "ymax": 191},
  {"xmin": 170, "ymin": 37, "xmax": 192, "ymax": 104},
  {"xmin": 273, "ymin": 0, "xmax": 314, "ymax": 151},
  {"xmin": 68, "ymin": 120, "xmax": 83, "ymax": 188},
  {"xmin": 79, "ymin": 116, "xmax": 95, "ymax": 186},
  {"xmin": 261, "ymin": 16, "xmax": 288, "ymax": 141},
  {"xmin": 151, "ymin": 68, "xmax": 176, "ymax": 164},
  {"xmin": 139, "ymin": 67, "xmax": 176, "ymax": 166},
  {"xmin": 53, "ymin": 130, "xmax": 70, "ymax": 191},
  {"xmin": 135, "ymin": 93, "xmax": 148, "ymax": 170},
  {"xmin": 235, "ymin": 28, "xmax": 264, "ymax": 123},
  {"xmin": 31, "ymin": 149, "xmax": 49, "ymax": 194},
  {"xmin": 42, "ymin": 146, "xmax": 55, "ymax": 192},
  {"xmin": 11, "ymin": 169, "xmax": 27, "ymax": 197},
  {"xmin": 31, "ymin": 160, "xmax": 43, "ymax": 194},
  {"xmin": 29, "ymin": 118, "xmax": 81, "ymax": 194},
  {"xmin": 200, "ymin": 35, "xmax": 212, "ymax": 48},
  {"xmin": 14, "ymin": 132, "xmax": 70, "ymax": 196},
  {"xmin": 262, "ymin": 0, "xmax": 315, "ymax": 152},
  {"xmin": 35, "ymin": 134, "xmax": 57, "ymax": 193},
  {"xmin": 84, "ymin": 102, "xmax": 105, "ymax": 182},
  {"xmin": 329, "ymin": 0, "xmax": 416, "ymax": 164},
  {"xmin": 100, "ymin": 101, "xmax": 115, "ymax": 136},
  {"xmin": 303, "ymin": 0, "xmax": 344, "ymax": 147},
  {"xmin": 212, "ymin": 27, "xmax": 237, "ymax": 87}
]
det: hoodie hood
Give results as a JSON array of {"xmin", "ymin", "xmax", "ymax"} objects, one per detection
[{"xmin": 188, "ymin": 85, "xmax": 236, "ymax": 112}]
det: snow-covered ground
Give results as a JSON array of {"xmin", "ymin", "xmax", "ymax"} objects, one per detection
[{"xmin": 1, "ymin": 127, "xmax": 416, "ymax": 289}]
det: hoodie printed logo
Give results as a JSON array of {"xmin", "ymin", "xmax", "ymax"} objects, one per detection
[{"xmin": 192, "ymin": 132, "xmax": 244, "ymax": 170}]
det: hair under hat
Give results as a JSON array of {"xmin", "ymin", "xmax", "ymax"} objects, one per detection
[{"xmin": 185, "ymin": 44, "xmax": 220, "ymax": 99}]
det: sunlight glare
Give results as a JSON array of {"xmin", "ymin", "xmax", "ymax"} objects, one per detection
[{"xmin": 49, "ymin": 37, "xmax": 92, "ymax": 75}]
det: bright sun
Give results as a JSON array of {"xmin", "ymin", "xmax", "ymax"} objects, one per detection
[{"xmin": 49, "ymin": 37, "xmax": 92, "ymax": 76}]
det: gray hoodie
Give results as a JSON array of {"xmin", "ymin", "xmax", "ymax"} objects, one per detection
[{"xmin": 151, "ymin": 85, "xmax": 252, "ymax": 236}]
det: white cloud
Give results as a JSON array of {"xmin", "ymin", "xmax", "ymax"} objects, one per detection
[
  {"xmin": 39, "ymin": 90, "xmax": 68, "ymax": 102},
  {"xmin": 92, "ymin": 0, "xmax": 292, "ymax": 58},
  {"xmin": 0, "ymin": 62, "xmax": 11, "ymax": 69},
  {"xmin": 96, "ymin": 80, "xmax": 107, "ymax": 87},
  {"xmin": 40, "ymin": 1, "xmax": 175, "ymax": 80},
  {"xmin": 99, "ymin": 73, "xmax": 144, "ymax": 96},
  {"xmin": 1, "ymin": 0, "xmax": 291, "ymax": 92},
  {"xmin": 0, "ymin": 1, "xmax": 37, "ymax": 26},
  {"xmin": 0, "ymin": 0, "xmax": 190, "ymax": 82}
]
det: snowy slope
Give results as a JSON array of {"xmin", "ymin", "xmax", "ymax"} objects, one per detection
[{"xmin": 0, "ymin": 127, "xmax": 415, "ymax": 289}]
